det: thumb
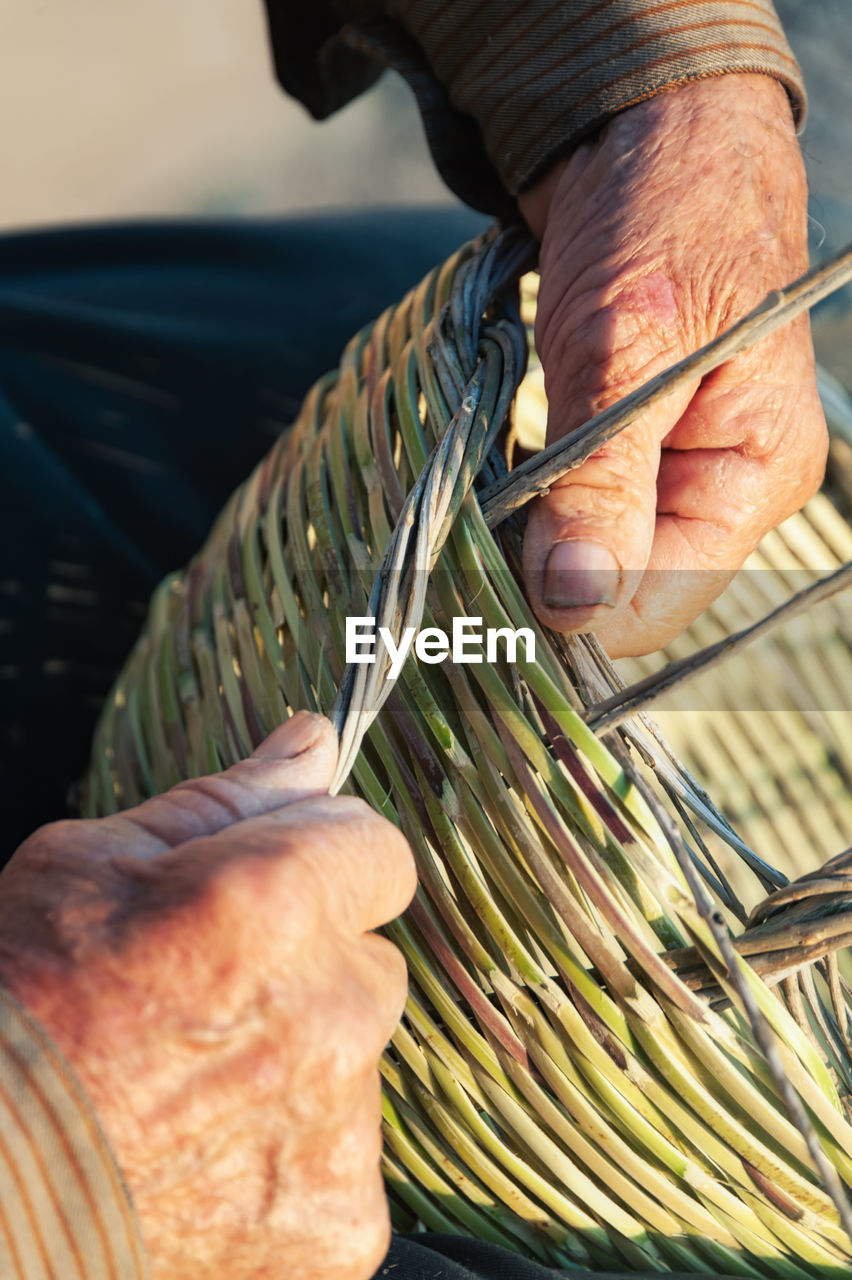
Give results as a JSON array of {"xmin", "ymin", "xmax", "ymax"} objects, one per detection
[
  {"xmin": 522, "ymin": 330, "xmax": 699, "ymax": 634},
  {"xmin": 1, "ymin": 714, "xmax": 340, "ymax": 944},
  {"xmin": 105, "ymin": 711, "xmax": 338, "ymax": 856}
]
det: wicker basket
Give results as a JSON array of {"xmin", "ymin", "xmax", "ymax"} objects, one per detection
[{"xmin": 83, "ymin": 228, "xmax": 852, "ymax": 1275}]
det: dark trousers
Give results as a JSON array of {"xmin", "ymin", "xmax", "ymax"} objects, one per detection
[{"xmin": 381, "ymin": 1235, "xmax": 742, "ymax": 1279}]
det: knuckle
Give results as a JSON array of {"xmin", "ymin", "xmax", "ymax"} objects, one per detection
[
  {"xmin": 13, "ymin": 818, "xmax": 99, "ymax": 868},
  {"xmin": 544, "ymin": 468, "xmax": 656, "ymax": 566},
  {"xmin": 360, "ymin": 933, "xmax": 410, "ymax": 1017},
  {"xmin": 540, "ymin": 264, "xmax": 685, "ymax": 394},
  {"xmin": 169, "ymin": 773, "xmax": 249, "ymax": 824},
  {"xmin": 324, "ymin": 944, "xmax": 407, "ymax": 1071},
  {"xmin": 29, "ymin": 818, "xmax": 82, "ymax": 853},
  {"xmin": 592, "ymin": 430, "xmax": 657, "ymax": 484},
  {"xmin": 800, "ymin": 422, "xmax": 829, "ymax": 499},
  {"xmin": 596, "ymin": 292, "xmax": 680, "ymax": 382},
  {"xmin": 547, "ymin": 413, "xmax": 661, "ymax": 515},
  {"xmin": 764, "ymin": 411, "xmax": 828, "ymax": 516},
  {"xmin": 320, "ymin": 799, "xmax": 417, "ymax": 897},
  {"xmin": 548, "ymin": 478, "xmax": 633, "ymax": 521}
]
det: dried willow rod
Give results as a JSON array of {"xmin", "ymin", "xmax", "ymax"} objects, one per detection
[
  {"xmin": 479, "ymin": 241, "xmax": 852, "ymax": 528},
  {"xmin": 585, "ymin": 559, "xmax": 852, "ymax": 733}
]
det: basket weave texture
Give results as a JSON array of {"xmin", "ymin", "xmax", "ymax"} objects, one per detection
[{"xmin": 84, "ymin": 231, "xmax": 852, "ymax": 1276}]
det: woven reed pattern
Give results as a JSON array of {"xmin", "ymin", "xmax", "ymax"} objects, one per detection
[{"xmin": 84, "ymin": 230, "xmax": 852, "ymax": 1274}]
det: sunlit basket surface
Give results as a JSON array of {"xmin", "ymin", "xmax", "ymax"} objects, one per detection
[{"xmin": 84, "ymin": 231, "xmax": 852, "ymax": 1276}]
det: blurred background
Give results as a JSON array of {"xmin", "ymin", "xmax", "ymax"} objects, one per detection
[
  {"xmin": 2, "ymin": 0, "xmax": 849, "ymax": 375},
  {"xmin": 0, "ymin": 0, "xmax": 445, "ymax": 227}
]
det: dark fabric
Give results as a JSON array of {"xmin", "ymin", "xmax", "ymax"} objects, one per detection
[
  {"xmin": 332, "ymin": 21, "xmax": 517, "ymax": 220},
  {"xmin": 377, "ymin": 1235, "xmax": 740, "ymax": 1279},
  {"xmin": 0, "ymin": 208, "xmax": 486, "ymax": 859}
]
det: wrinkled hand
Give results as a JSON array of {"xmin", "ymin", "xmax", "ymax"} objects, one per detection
[
  {"xmin": 0, "ymin": 713, "xmax": 416, "ymax": 1280},
  {"xmin": 519, "ymin": 73, "xmax": 827, "ymax": 657}
]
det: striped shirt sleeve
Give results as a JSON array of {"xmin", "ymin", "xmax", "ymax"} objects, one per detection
[
  {"xmin": 262, "ymin": 0, "xmax": 805, "ymax": 211},
  {"xmin": 0, "ymin": 989, "xmax": 149, "ymax": 1280}
]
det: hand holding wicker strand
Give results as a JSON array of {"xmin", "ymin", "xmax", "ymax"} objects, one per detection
[
  {"xmin": 0, "ymin": 714, "xmax": 416, "ymax": 1280},
  {"xmin": 519, "ymin": 74, "xmax": 827, "ymax": 657}
]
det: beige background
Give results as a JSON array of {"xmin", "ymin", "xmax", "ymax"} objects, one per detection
[
  {"xmin": 0, "ymin": 0, "xmax": 448, "ymax": 230},
  {"xmin": 1, "ymin": 1, "xmax": 849, "ymax": 227}
]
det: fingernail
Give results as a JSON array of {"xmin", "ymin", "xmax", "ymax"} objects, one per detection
[
  {"xmin": 255, "ymin": 711, "xmax": 324, "ymax": 759},
  {"xmin": 543, "ymin": 541, "xmax": 620, "ymax": 609}
]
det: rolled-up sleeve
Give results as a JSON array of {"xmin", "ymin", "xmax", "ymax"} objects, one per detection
[
  {"xmin": 263, "ymin": 0, "xmax": 805, "ymax": 212},
  {"xmin": 0, "ymin": 990, "xmax": 148, "ymax": 1280}
]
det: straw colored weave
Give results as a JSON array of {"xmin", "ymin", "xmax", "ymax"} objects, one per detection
[{"xmin": 84, "ymin": 230, "xmax": 852, "ymax": 1275}]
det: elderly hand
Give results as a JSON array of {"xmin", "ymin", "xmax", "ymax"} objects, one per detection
[
  {"xmin": 0, "ymin": 713, "xmax": 416, "ymax": 1280},
  {"xmin": 519, "ymin": 73, "xmax": 827, "ymax": 657}
]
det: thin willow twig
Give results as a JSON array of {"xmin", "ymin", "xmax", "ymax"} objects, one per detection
[
  {"xmin": 611, "ymin": 740, "xmax": 852, "ymax": 1245},
  {"xmin": 584, "ymin": 560, "xmax": 852, "ymax": 733},
  {"xmin": 479, "ymin": 242, "xmax": 852, "ymax": 527}
]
